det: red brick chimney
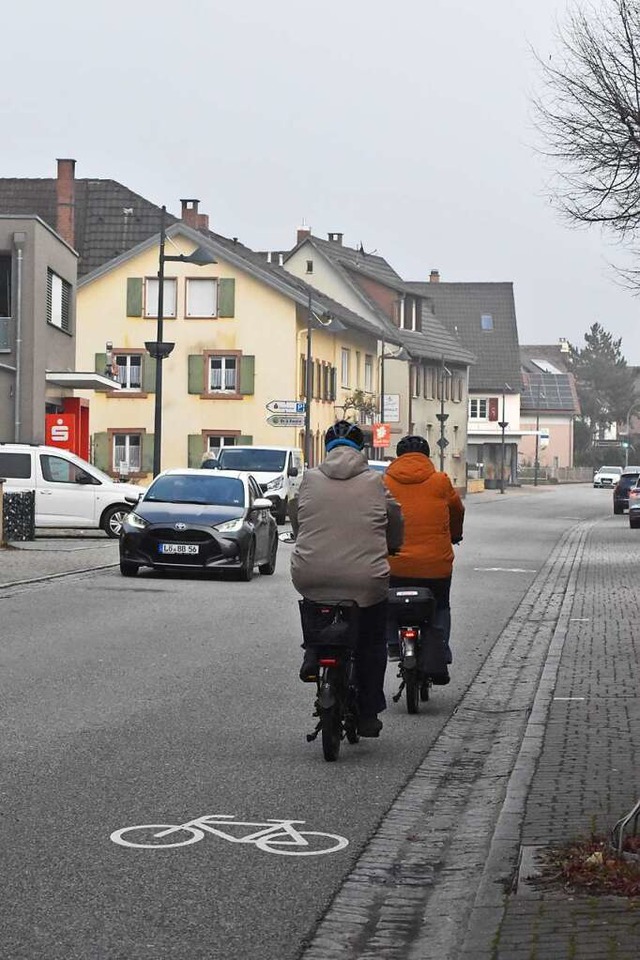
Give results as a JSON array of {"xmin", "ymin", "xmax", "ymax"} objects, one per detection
[
  {"xmin": 297, "ymin": 225, "xmax": 311, "ymax": 244},
  {"xmin": 429, "ymin": 269, "xmax": 440, "ymax": 283},
  {"xmin": 181, "ymin": 198, "xmax": 209, "ymax": 233},
  {"xmin": 56, "ymin": 158, "xmax": 76, "ymax": 248}
]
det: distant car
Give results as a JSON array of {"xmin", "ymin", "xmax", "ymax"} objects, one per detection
[
  {"xmin": 593, "ymin": 465, "xmax": 623, "ymax": 488},
  {"xmin": 119, "ymin": 469, "xmax": 278, "ymax": 581},
  {"xmin": 613, "ymin": 467, "xmax": 640, "ymax": 513},
  {"xmin": 367, "ymin": 459, "xmax": 392, "ymax": 474},
  {"xmin": 628, "ymin": 482, "xmax": 640, "ymax": 528}
]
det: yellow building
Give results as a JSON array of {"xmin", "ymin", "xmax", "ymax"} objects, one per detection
[{"xmin": 76, "ymin": 220, "xmax": 383, "ymax": 477}]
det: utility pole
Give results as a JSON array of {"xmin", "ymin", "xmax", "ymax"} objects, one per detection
[{"xmin": 436, "ymin": 355, "xmax": 449, "ymax": 471}]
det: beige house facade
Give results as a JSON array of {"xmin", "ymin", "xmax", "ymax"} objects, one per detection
[{"xmin": 76, "ymin": 221, "xmax": 382, "ymax": 478}]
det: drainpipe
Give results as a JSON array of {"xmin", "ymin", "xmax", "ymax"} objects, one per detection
[{"xmin": 13, "ymin": 233, "xmax": 26, "ymax": 443}]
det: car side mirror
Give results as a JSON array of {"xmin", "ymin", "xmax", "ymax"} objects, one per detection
[
  {"xmin": 288, "ymin": 466, "xmax": 299, "ymax": 477},
  {"xmin": 252, "ymin": 498, "xmax": 272, "ymax": 510},
  {"xmin": 124, "ymin": 493, "xmax": 142, "ymax": 505}
]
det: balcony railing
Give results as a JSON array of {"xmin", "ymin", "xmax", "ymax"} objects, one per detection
[{"xmin": 0, "ymin": 317, "xmax": 10, "ymax": 352}]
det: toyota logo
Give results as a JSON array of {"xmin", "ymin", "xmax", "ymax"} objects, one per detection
[{"xmin": 174, "ymin": 522, "xmax": 187, "ymax": 531}]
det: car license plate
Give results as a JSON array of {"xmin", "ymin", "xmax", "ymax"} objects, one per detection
[{"xmin": 159, "ymin": 543, "xmax": 199, "ymax": 555}]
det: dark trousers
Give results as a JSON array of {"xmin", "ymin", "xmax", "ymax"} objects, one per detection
[
  {"xmin": 355, "ymin": 600, "xmax": 388, "ymax": 718},
  {"xmin": 389, "ymin": 575, "xmax": 452, "ymax": 663}
]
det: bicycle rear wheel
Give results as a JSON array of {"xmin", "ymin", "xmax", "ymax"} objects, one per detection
[
  {"xmin": 320, "ymin": 705, "xmax": 342, "ymax": 761},
  {"xmin": 405, "ymin": 669, "xmax": 419, "ymax": 714}
]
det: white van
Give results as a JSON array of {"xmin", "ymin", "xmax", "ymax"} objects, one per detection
[
  {"xmin": 214, "ymin": 445, "xmax": 304, "ymax": 524},
  {"xmin": 0, "ymin": 443, "xmax": 144, "ymax": 537}
]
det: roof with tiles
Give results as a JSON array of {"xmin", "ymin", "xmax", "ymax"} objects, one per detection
[
  {"xmin": 406, "ymin": 281, "xmax": 522, "ymax": 392},
  {"xmin": 0, "ymin": 177, "xmax": 175, "ymax": 276}
]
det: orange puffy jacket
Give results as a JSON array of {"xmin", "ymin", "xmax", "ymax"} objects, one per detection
[{"xmin": 383, "ymin": 453, "xmax": 464, "ymax": 579}]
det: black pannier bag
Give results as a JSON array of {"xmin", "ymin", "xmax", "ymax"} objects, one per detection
[
  {"xmin": 299, "ymin": 599, "xmax": 359, "ymax": 648},
  {"xmin": 387, "ymin": 586, "xmax": 448, "ymax": 675}
]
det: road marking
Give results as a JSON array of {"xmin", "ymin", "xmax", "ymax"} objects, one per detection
[
  {"xmin": 474, "ymin": 567, "xmax": 537, "ymax": 574},
  {"xmin": 110, "ymin": 814, "xmax": 349, "ymax": 856},
  {"xmin": 569, "ymin": 618, "xmax": 590, "ymax": 622},
  {"xmin": 553, "ymin": 697, "xmax": 586, "ymax": 701}
]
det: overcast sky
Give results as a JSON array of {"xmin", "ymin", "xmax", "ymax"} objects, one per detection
[{"xmin": 4, "ymin": 0, "xmax": 639, "ymax": 360}]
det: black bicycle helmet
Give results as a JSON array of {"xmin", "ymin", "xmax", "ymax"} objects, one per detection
[
  {"xmin": 325, "ymin": 420, "xmax": 365, "ymax": 451},
  {"xmin": 396, "ymin": 435, "xmax": 430, "ymax": 458}
]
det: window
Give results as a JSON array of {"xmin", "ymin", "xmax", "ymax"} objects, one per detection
[
  {"xmin": 306, "ymin": 260, "xmax": 314, "ymax": 274},
  {"xmin": 113, "ymin": 434, "xmax": 142, "ymax": 473},
  {"xmin": 341, "ymin": 348, "xmax": 350, "ymax": 388},
  {"xmin": 411, "ymin": 366, "xmax": 420, "ymax": 398},
  {"xmin": 115, "ymin": 353, "xmax": 142, "ymax": 391},
  {"xmin": 469, "ymin": 398, "xmax": 488, "ymax": 419},
  {"xmin": 480, "ymin": 314, "xmax": 493, "ymax": 331},
  {"xmin": 145, "ymin": 278, "xmax": 177, "ymax": 318},
  {"xmin": 0, "ymin": 451, "xmax": 31, "ymax": 478},
  {"xmin": 0, "ymin": 255, "xmax": 10, "ymax": 317},
  {"xmin": 209, "ymin": 355, "xmax": 237, "ymax": 393},
  {"xmin": 186, "ymin": 278, "xmax": 217, "ymax": 318},
  {"xmin": 364, "ymin": 355, "xmax": 373, "ymax": 392},
  {"xmin": 207, "ymin": 434, "xmax": 237, "ymax": 453},
  {"xmin": 355, "ymin": 352, "xmax": 361, "ymax": 388},
  {"xmin": 40, "ymin": 454, "xmax": 93, "ymax": 484},
  {"xmin": 47, "ymin": 269, "xmax": 71, "ymax": 332}
]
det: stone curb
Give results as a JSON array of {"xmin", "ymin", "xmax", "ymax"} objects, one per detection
[
  {"xmin": 0, "ymin": 562, "xmax": 118, "ymax": 591},
  {"xmin": 457, "ymin": 523, "xmax": 591, "ymax": 958}
]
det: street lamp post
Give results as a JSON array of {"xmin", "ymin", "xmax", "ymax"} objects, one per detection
[
  {"xmin": 145, "ymin": 205, "xmax": 217, "ymax": 477},
  {"xmin": 498, "ymin": 383, "xmax": 511, "ymax": 494},
  {"xmin": 436, "ymin": 355, "xmax": 451, "ymax": 471},
  {"xmin": 378, "ymin": 339, "xmax": 410, "ymax": 458}
]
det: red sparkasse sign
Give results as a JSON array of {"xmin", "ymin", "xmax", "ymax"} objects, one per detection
[
  {"xmin": 372, "ymin": 423, "xmax": 391, "ymax": 447},
  {"xmin": 45, "ymin": 413, "xmax": 76, "ymax": 452}
]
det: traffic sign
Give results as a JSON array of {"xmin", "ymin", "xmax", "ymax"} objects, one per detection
[
  {"xmin": 267, "ymin": 414, "xmax": 306, "ymax": 428},
  {"xmin": 265, "ymin": 400, "xmax": 306, "ymax": 414},
  {"xmin": 372, "ymin": 423, "xmax": 391, "ymax": 447}
]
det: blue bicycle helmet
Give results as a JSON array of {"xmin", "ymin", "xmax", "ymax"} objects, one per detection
[
  {"xmin": 396, "ymin": 435, "xmax": 430, "ymax": 458},
  {"xmin": 325, "ymin": 420, "xmax": 365, "ymax": 452}
]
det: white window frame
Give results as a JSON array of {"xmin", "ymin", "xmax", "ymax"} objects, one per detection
[
  {"xmin": 113, "ymin": 433, "xmax": 142, "ymax": 473},
  {"xmin": 364, "ymin": 354, "xmax": 373, "ymax": 392},
  {"xmin": 186, "ymin": 278, "xmax": 218, "ymax": 318},
  {"xmin": 144, "ymin": 278, "xmax": 177, "ymax": 318},
  {"xmin": 469, "ymin": 398, "xmax": 488, "ymax": 419},
  {"xmin": 341, "ymin": 348, "xmax": 350, "ymax": 388},
  {"xmin": 209, "ymin": 355, "xmax": 238, "ymax": 393},
  {"xmin": 115, "ymin": 353, "xmax": 143, "ymax": 391}
]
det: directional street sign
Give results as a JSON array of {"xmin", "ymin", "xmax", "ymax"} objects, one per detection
[
  {"xmin": 267, "ymin": 414, "xmax": 306, "ymax": 428},
  {"xmin": 265, "ymin": 400, "xmax": 306, "ymax": 414}
]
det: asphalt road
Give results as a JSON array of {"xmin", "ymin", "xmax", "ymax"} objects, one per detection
[{"xmin": 0, "ymin": 486, "xmax": 612, "ymax": 960}]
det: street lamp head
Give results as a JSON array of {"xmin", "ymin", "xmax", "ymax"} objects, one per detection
[{"xmin": 184, "ymin": 245, "xmax": 218, "ymax": 266}]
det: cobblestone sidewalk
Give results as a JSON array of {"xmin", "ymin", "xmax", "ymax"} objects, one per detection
[
  {"xmin": 462, "ymin": 519, "xmax": 640, "ymax": 959},
  {"xmin": 0, "ymin": 534, "xmax": 118, "ymax": 586}
]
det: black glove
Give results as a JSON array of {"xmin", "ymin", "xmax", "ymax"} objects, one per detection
[{"xmin": 451, "ymin": 537, "xmax": 463, "ymax": 545}]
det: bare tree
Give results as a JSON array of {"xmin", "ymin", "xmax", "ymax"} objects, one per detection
[{"xmin": 535, "ymin": 0, "xmax": 640, "ymax": 239}]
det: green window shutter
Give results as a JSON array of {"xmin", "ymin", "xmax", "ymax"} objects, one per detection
[
  {"xmin": 188, "ymin": 434, "xmax": 203, "ymax": 468},
  {"xmin": 218, "ymin": 278, "xmax": 235, "ymax": 317},
  {"xmin": 142, "ymin": 355, "xmax": 156, "ymax": 393},
  {"xmin": 95, "ymin": 353, "xmax": 107, "ymax": 375},
  {"xmin": 126, "ymin": 278, "xmax": 143, "ymax": 317},
  {"xmin": 238, "ymin": 435, "xmax": 253, "ymax": 445},
  {"xmin": 141, "ymin": 434, "xmax": 155, "ymax": 474},
  {"xmin": 239, "ymin": 355, "xmax": 255, "ymax": 395},
  {"xmin": 93, "ymin": 432, "xmax": 110, "ymax": 472},
  {"xmin": 188, "ymin": 355, "xmax": 205, "ymax": 394}
]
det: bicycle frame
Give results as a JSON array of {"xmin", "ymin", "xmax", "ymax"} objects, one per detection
[{"xmin": 155, "ymin": 816, "xmax": 311, "ymax": 846}]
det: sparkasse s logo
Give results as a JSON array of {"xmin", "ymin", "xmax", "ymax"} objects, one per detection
[{"xmin": 51, "ymin": 418, "xmax": 70, "ymax": 442}]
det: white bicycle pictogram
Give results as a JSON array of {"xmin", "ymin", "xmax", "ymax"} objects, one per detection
[{"xmin": 110, "ymin": 814, "xmax": 349, "ymax": 856}]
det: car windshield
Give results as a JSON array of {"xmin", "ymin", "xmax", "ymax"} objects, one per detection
[
  {"xmin": 599, "ymin": 466, "xmax": 622, "ymax": 474},
  {"xmin": 217, "ymin": 449, "xmax": 287, "ymax": 472},
  {"xmin": 144, "ymin": 475, "xmax": 246, "ymax": 506}
]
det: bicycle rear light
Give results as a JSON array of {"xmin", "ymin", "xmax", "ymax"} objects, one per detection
[{"xmin": 318, "ymin": 657, "xmax": 338, "ymax": 667}]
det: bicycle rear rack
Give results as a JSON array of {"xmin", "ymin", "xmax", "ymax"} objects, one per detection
[{"xmin": 610, "ymin": 798, "xmax": 640, "ymax": 859}]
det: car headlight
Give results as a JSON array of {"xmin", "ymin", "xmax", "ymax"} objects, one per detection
[
  {"xmin": 265, "ymin": 476, "xmax": 284, "ymax": 492},
  {"xmin": 126, "ymin": 512, "xmax": 149, "ymax": 530},
  {"xmin": 215, "ymin": 517, "xmax": 245, "ymax": 532}
]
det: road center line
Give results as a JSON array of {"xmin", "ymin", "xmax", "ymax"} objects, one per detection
[{"xmin": 474, "ymin": 567, "xmax": 537, "ymax": 573}]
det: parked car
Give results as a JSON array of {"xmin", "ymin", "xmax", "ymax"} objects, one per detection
[
  {"xmin": 215, "ymin": 446, "xmax": 304, "ymax": 524},
  {"xmin": 628, "ymin": 482, "xmax": 640, "ymax": 528},
  {"xmin": 119, "ymin": 469, "xmax": 278, "ymax": 580},
  {"xmin": 593, "ymin": 465, "xmax": 623, "ymax": 488},
  {"xmin": 613, "ymin": 467, "xmax": 640, "ymax": 514},
  {"xmin": 0, "ymin": 443, "xmax": 143, "ymax": 537}
]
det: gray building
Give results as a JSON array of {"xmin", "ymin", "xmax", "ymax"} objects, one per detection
[{"xmin": 0, "ymin": 216, "xmax": 115, "ymax": 445}]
